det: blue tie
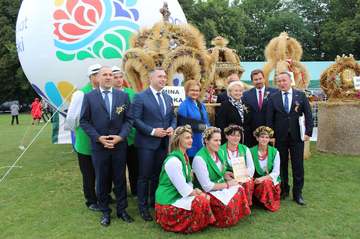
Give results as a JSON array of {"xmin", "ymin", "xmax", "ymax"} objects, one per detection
[
  {"xmin": 284, "ymin": 92, "xmax": 289, "ymax": 113},
  {"xmin": 156, "ymin": 92, "xmax": 165, "ymax": 116},
  {"xmin": 103, "ymin": 90, "xmax": 111, "ymax": 118}
]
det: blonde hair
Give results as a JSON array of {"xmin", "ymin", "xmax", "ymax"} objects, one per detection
[
  {"xmin": 184, "ymin": 80, "xmax": 201, "ymax": 95},
  {"xmin": 169, "ymin": 125, "xmax": 192, "ymax": 152},
  {"xmin": 202, "ymin": 127, "xmax": 221, "ymax": 145},
  {"xmin": 227, "ymin": 81, "xmax": 244, "ymax": 96}
]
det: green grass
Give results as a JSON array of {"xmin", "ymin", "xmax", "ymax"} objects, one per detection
[{"xmin": 0, "ymin": 114, "xmax": 359, "ymax": 239}]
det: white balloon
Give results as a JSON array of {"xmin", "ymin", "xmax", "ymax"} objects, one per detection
[{"xmin": 16, "ymin": 0, "xmax": 187, "ymax": 113}]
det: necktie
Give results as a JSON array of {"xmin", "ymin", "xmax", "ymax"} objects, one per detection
[
  {"xmin": 258, "ymin": 90, "xmax": 263, "ymax": 110},
  {"xmin": 156, "ymin": 92, "xmax": 165, "ymax": 116},
  {"xmin": 284, "ymin": 92, "xmax": 289, "ymax": 113},
  {"xmin": 103, "ymin": 90, "xmax": 111, "ymax": 118}
]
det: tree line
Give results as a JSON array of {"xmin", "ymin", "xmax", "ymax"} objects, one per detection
[{"xmin": 0, "ymin": 0, "xmax": 359, "ymax": 104}]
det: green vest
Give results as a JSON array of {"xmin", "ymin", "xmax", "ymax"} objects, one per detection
[
  {"xmin": 155, "ymin": 150, "xmax": 192, "ymax": 205},
  {"xmin": 123, "ymin": 88, "xmax": 136, "ymax": 146},
  {"xmin": 220, "ymin": 143, "xmax": 248, "ymax": 171},
  {"xmin": 250, "ymin": 145, "xmax": 281, "ymax": 182},
  {"xmin": 195, "ymin": 147, "xmax": 227, "ymax": 184},
  {"xmin": 74, "ymin": 83, "xmax": 92, "ymax": 155}
]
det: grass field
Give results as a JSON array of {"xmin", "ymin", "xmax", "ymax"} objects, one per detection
[{"xmin": 0, "ymin": 114, "xmax": 359, "ymax": 239}]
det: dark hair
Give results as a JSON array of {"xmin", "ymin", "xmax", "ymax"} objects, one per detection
[
  {"xmin": 224, "ymin": 124, "xmax": 243, "ymax": 136},
  {"xmin": 250, "ymin": 69, "xmax": 264, "ymax": 81}
]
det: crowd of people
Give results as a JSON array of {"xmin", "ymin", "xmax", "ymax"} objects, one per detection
[{"xmin": 64, "ymin": 64, "xmax": 313, "ymax": 233}]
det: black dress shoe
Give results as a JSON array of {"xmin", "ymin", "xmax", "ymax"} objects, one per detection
[
  {"xmin": 100, "ymin": 214, "xmax": 111, "ymax": 227},
  {"xmin": 294, "ymin": 196, "xmax": 306, "ymax": 206},
  {"xmin": 88, "ymin": 203, "xmax": 101, "ymax": 212},
  {"xmin": 117, "ymin": 211, "xmax": 134, "ymax": 223},
  {"xmin": 140, "ymin": 209, "xmax": 153, "ymax": 221}
]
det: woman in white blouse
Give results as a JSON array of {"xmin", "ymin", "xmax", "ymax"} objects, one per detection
[
  {"xmin": 220, "ymin": 125, "xmax": 255, "ymax": 206},
  {"xmin": 250, "ymin": 126, "xmax": 281, "ymax": 212},
  {"xmin": 192, "ymin": 127, "xmax": 250, "ymax": 228},
  {"xmin": 155, "ymin": 125, "xmax": 215, "ymax": 233}
]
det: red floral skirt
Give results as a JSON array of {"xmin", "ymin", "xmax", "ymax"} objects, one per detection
[
  {"xmin": 209, "ymin": 187, "xmax": 251, "ymax": 228},
  {"xmin": 254, "ymin": 179, "xmax": 281, "ymax": 212},
  {"xmin": 242, "ymin": 179, "xmax": 255, "ymax": 207},
  {"xmin": 155, "ymin": 195, "xmax": 215, "ymax": 233}
]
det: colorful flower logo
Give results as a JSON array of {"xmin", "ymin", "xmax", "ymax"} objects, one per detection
[{"xmin": 53, "ymin": 0, "xmax": 140, "ymax": 61}]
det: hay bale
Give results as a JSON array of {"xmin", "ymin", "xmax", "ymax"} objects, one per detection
[{"xmin": 317, "ymin": 101, "xmax": 360, "ymax": 155}]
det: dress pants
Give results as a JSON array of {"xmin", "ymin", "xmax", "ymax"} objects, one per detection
[
  {"xmin": 137, "ymin": 139, "xmax": 167, "ymax": 211},
  {"xmin": 92, "ymin": 142, "xmax": 128, "ymax": 214},
  {"xmin": 126, "ymin": 145, "xmax": 138, "ymax": 196},
  {"xmin": 77, "ymin": 153, "xmax": 97, "ymax": 207},
  {"xmin": 276, "ymin": 134, "xmax": 305, "ymax": 198}
]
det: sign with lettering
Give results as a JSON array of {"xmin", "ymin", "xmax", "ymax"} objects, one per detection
[{"xmin": 163, "ymin": 86, "xmax": 186, "ymax": 106}]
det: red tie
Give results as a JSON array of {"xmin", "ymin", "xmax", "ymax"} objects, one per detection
[{"xmin": 258, "ymin": 90, "xmax": 263, "ymax": 110}]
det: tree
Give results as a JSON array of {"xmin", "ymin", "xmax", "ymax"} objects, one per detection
[
  {"xmin": 320, "ymin": 0, "xmax": 360, "ymax": 59},
  {"xmin": 0, "ymin": 0, "xmax": 35, "ymax": 105}
]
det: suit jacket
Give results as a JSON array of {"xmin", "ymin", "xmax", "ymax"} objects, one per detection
[
  {"xmin": 266, "ymin": 88, "xmax": 313, "ymax": 142},
  {"xmin": 132, "ymin": 88, "xmax": 177, "ymax": 150},
  {"xmin": 216, "ymin": 99, "xmax": 244, "ymax": 143},
  {"xmin": 216, "ymin": 90, "xmax": 228, "ymax": 104},
  {"xmin": 242, "ymin": 87, "xmax": 278, "ymax": 146},
  {"xmin": 80, "ymin": 88, "xmax": 132, "ymax": 151}
]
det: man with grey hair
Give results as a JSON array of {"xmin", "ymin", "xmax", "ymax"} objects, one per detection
[
  {"xmin": 131, "ymin": 67, "xmax": 176, "ymax": 221},
  {"xmin": 266, "ymin": 71, "xmax": 313, "ymax": 206}
]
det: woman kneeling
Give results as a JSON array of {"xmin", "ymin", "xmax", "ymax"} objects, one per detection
[
  {"xmin": 221, "ymin": 125, "xmax": 255, "ymax": 206},
  {"xmin": 250, "ymin": 126, "xmax": 281, "ymax": 212},
  {"xmin": 192, "ymin": 127, "xmax": 250, "ymax": 228},
  {"xmin": 155, "ymin": 125, "xmax": 215, "ymax": 233}
]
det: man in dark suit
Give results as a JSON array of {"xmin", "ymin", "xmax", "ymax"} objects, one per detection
[
  {"xmin": 266, "ymin": 72, "xmax": 313, "ymax": 206},
  {"xmin": 132, "ymin": 67, "xmax": 176, "ymax": 221},
  {"xmin": 242, "ymin": 69, "xmax": 277, "ymax": 147},
  {"xmin": 80, "ymin": 66, "xmax": 134, "ymax": 226}
]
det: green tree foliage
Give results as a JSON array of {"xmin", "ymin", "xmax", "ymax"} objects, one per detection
[{"xmin": 0, "ymin": 0, "xmax": 35, "ymax": 105}]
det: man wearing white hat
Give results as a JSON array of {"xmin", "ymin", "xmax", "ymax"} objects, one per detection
[{"xmin": 65, "ymin": 64, "xmax": 101, "ymax": 211}]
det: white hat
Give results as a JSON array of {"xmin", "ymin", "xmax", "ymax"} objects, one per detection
[
  {"xmin": 112, "ymin": 66, "xmax": 123, "ymax": 74},
  {"xmin": 87, "ymin": 64, "xmax": 102, "ymax": 77}
]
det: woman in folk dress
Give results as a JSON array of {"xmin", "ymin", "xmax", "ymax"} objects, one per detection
[
  {"xmin": 250, "ymin": 126, "xmax": 281, "ymax": 212},
  {"xmin": 220, "ymin": 125, "xmax": 255, "ymax": 206},
  {"xmin": 155, "ymin": 125, "xmax": 215, "ymax": 233},
  {"xmin": 192, "ymin": 127, "xmax": 250, "ymax": 228}
]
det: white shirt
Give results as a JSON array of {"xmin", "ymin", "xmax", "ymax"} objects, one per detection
[
  {"xmin": 150, "ymin": 85, "xmax": 167, "ymax": 114},
  {"xmin": 65, "ymin": 90, "xmax": 84, "ymax": 131},
  {"xmin": 192, "ymin": 154, "xmax": 240, "ymax": 206},
  {"xmin": 226, "ymin": 146, "xmax": 255, "ymax": 177},
  {"xmin": 256, "ymin": 86, "xmax": 265, "ymax": 104},
  {"xmin": 259, "ymin": 151, "xmax": 281, "ymax": 185},
  {"xmin": 100, "ymin": 87, "xmax": 113, "ymax": 115},
  {"xmin": 164, "ymin": 157, "xmax": 195, "ymax": 210},
  {"xmin": 282, "ymin": 88, "xmax": 293, "ymax": 112},
  {"xmin": 150, "ymin": 86, "xmax": 167, "ymax": 136}
]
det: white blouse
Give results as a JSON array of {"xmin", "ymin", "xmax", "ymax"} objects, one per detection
[
  {"xmin": 164, "ymin": 157, "xmax": 195, "ymax": 210},
  {"xmin": 226, "ymin": 146, "xmax": 255, "ymax": 177},
  {"xmin": 258, "ymin": 151, "xmax": 281, "ymax": 185},
  {"xmin": 192, "ymin": 154, "xmax": 239, "ymax": 206}
]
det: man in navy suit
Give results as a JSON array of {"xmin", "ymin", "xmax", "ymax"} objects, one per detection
[
  {"xmin": 80, "ymin": 66, "xmax": 134, "ymax": 226},
  {"xmin": 242, "ymin": 69, "xmax": 277, "ymax": 147},
  {"xmin": 266, "ymin": 72, "xmax": 313, "ymax": 206},
  {"xmin": 131, "ymin": 67, "xmax": 176, "ymax": 221}
]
